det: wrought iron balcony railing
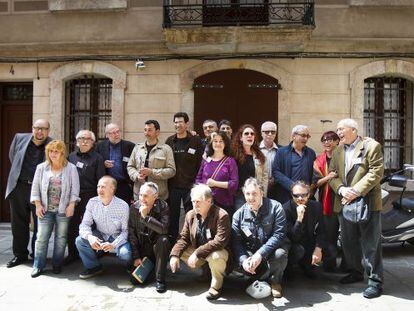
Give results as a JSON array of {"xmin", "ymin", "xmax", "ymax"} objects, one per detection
[{"xmin": 163, "ymin": 0, "xmax": 315, "ymax": 28}]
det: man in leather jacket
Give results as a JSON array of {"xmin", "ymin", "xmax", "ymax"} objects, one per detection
[{"xmin": 128, "ymin": 182, "xmax": 170, "ymax": 293}]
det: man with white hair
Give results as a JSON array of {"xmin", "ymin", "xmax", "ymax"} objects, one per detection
[
  {"xmin": 96, "ymin": 123, "xmax": 135, "ymax": 204},
  {"xmin": 272, "ymin": 125, "xmax": 316, "ymax": 203},
  {"xmin": 67, "ymin": 130, "xmax": 105, "ymax": 264},
  {"xmin": 329, "ymin": 118, "xmax": 384, "ymax": 299},
  {"xmin": 259, "ymin": 121, "xmax": 280, "ymax": 199},
  {"xmin": 170, "ymin": 184, "xmax": 231, "ymax": 300},
  {"xmin": 129, "ymin": 182, "xmax": 170, "ymax": 293}
]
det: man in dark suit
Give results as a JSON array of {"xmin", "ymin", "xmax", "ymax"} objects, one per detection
[
  {"xmin": 96, "ymin": 123, "xmax": 135, "ymax": 204},
  {"xmin": 5, "ymin": 119, "xmax": 52, "ymax": 268},
  {"xmin": 329, "ymin": 118, "xmax": 384, "ymax": 299}
]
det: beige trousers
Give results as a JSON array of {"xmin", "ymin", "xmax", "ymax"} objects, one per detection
[{"xmin": 180, "ymin": 247, "xmax": 228, "ymax": 290}]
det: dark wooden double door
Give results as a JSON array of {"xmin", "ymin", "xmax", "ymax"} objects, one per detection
[
  {"xmin": 194, "ymin": 69, "xmax": 278, "ymax": 139},
  {"xmin": 0, "ymin": 83, "xmax": 33, "ymax": 222}
]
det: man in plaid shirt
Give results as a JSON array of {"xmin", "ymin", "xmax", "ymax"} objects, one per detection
[{"xmin": 76, "ymin": 175, "xmax": 131, "ymax": 279}]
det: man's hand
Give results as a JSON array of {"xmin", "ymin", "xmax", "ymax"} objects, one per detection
[
  {"xmin": 296, "ymin": 204, "xmax": 306, "ymax": 222},
  {"xmin": 187, "ymin": 252, "xmax": 198, "ymax": 269},
  {"xmin": 104, "ymin": 160, "xmax": 114, "ymax": 168},
  {"xmin": 242, "ymin": 258, "xmax": 256, "ymax": 274},
  {"xmin": 327, "ymin": 171, "xmax": 337, "ymax": 180},
  {"xmin": 340, "ymin": 187, "xmax": 360, "ymax": 204},
  {"xmin": 87, "ymin": 235, "xmax": 102, "ymax": 251},
  {"xmin": 65, "ymin": 204, "xmax": 75, "ymax": 217},
  {"xmin": 133, "ymin": 258, "xmax": 142, "ymax": 267},
  {"xmin": 170, "ymin": 256, "xmax": 180, "ymax": 273},
  {"xmin": 140, "ymin": 205, "xmax": 150, "ymax": 218},
  {"xmin": 100, "ymin": 242, "xmax": 115, "ymax": 252},
  {"xmin": 312, "ymin": 247, "xmax": 322, "ymax": 266},
  {"xmin": 249, "ymin": 252, "xmax": 262, "ymax": 272},
  {"xmin": 139, "ymin": 167, "xmax": 152, "ymax": 178}
]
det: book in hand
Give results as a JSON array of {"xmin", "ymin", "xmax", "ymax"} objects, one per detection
[{"xmin": 131, "ymin": 257, "xmax": 154, "ymax": 284}]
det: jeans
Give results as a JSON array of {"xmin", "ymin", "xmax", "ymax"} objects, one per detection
[
  {"xmin": 75, "ymin": 232, "xmax": 132, "ymax": 269},
  {"xmin": 33, "ymin": 211, "xmax": 70, "ymax": 269}
]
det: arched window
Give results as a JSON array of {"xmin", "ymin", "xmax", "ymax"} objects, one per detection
[
  {"xmin": 364, "ymin": 77, "xmax": 413, "ymax": 173},
  {"xmin": 65, "ymin": 75, "xmax": 112, "ymax": 151}
]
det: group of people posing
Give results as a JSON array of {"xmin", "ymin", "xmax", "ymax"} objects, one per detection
[{"xmin": 5, "ymin": 113, "xmax": 384, "ymax": 300}]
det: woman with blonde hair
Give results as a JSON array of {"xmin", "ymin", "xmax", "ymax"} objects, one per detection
[
  {"xmin": 30, "ymin": 140, "xmax": 80, "ymax": 277},
  {"xmin": 232, "ymin": 124, "xmax": 268, "ymax": 209}
]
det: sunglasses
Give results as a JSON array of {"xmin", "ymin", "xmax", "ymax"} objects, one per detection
[
  {"xmin": 292, "ymin": 193, "xmax": 309, "ymax": 199},
  {"xmin": 262, "ymin": 130, "xmax": 276, "ymax": 135},
  {"xmin": 243, "ymin": 132, "xmax": 255, "ymax": 136}
]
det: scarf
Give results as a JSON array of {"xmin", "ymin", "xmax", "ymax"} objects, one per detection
[{"xmin": 314, "ymin": 151, "xmax": 333, "ymax": 216}]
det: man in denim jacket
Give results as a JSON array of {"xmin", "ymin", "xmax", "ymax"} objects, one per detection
[{"xmin": 232, "ymin": 177, "xmax": 288, "ymax": 298}]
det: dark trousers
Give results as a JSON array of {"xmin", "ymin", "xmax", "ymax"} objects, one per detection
[
  {"xmin": 339, "ymin": 211, "xmax": 383, "ymax": 288},
  {"xmin": 168, "ymin": 187, "xmax": 192, "ymax": 244},
  {"xmin": 9, "ymin": 181, "xmax": 38, "ymax": 258},
  {"xmin": 140, "ymin": 235, "xmax": 170, "ymax": 283},
  {"xmin": 67, "ymin": 191, "xmax": 96, "ymax": 258},
  {"xmin": 322, "ymin": 213, "xmax": 340, "ymax": 270},
  {"xmin": 116, "ymin": 181, "xmax": 133, "ymax": 205},
  {"xmin": 288, "ymin": 240, "xmax": 315, "ymax": 269}
]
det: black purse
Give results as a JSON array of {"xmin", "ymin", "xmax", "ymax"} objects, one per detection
[{"xmin": 342, "ymin": 197, "xmax": 370, "ymax": 224}]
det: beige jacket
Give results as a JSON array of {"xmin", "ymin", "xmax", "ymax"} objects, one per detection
[{"xmin": 127, "ymin": 140, "xmax": 176, "ymax": 200}]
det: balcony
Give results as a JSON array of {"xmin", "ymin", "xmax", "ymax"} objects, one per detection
[{"xmin": 163, "ymin": 1, "xmax": 315, "ymax": 55}]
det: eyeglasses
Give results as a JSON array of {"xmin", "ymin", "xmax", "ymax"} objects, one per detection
[
  {"xmin": 108, "ymin": 130, "xmax": 120, "ymax": 135},
  {"xmin": 262, "ymin": 130, "xmax": 276, "ymax": 135},
  {"xmin": 77, "ymin": 137, "xmax": 92, "ymax": 142},
  {"xmin": 322, "ymin": 138, "xmax": 334, "ymax": 143},
  {"xmin": 203, "ymin": 125, "xmax": 215, "ymax": 130},
  {"xmin": 295, "ymin": 133, "xmax": 311, "ymax": 139},
  {"xmin": 292, "ymin": 193, "xmax": 309, "ymax": 199},
  {"xmin": 33, "ymin": 127, "xmax": 49, "ymax": 131},
  {"xmin": 243, "ymin": 132, "xmax": 255, "ymax": 136}
]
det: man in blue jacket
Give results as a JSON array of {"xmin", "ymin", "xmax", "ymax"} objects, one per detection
[
  {"xmin": 272, "ymin": 125, "xmax": 316, "ymax": 204},
  {"xmin": 232, "ymin": 177, "xmax": 288, "ymax": 298}
]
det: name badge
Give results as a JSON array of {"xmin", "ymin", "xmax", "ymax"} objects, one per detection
[
  {"xmin": 76, "ymin": 161, "xmax": 84, "ymax": 169},
  {"xmin": 354, "ymin": 158, "xmax": 363, "ymax": 165},
  {"xmin": 206, "ymin": 156, "xmax": 212, "ymax": 163},
  {"xmin": 254, "ymin": 158, "xmax": 261, "ymax": 166},
  {"xmin": 123, "ymin": 156, "xmax": 130, "ymax": 162},
  {"xmin": 188, "ymin": 148, "xmax": 196, "ymax": 155},
  {"xmin": 206, "ymin": 229, "xmax": 212, "ymax": 239},
  {"xmin": 242, "ymin": 227, "xmax": 252, "ymax": 237}
]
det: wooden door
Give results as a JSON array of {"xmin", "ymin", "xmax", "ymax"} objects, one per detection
[
  {"xmin": 193, "ymin": 69, "xmax": 278, "ymax": 139},
  {"xmin": 0, "ymin": 83, "xmax": 33, "ymax": 222}
]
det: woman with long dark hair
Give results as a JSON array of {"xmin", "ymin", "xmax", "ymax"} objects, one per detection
[
  {"xmin": 232, "ymin": 124, "xmax": 268, "ymax": 209},
  {"xmin": 196, "ymin": 131, "xmax": 238, "ymax": 217}
]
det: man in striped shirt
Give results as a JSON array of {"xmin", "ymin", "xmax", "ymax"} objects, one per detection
[{"xmin": 76, "ymin": 176, "xmax": 131, "ymax": 279}]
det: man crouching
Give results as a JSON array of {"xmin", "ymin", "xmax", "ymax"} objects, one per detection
[
  {"xmin": 170, "ymin": 184, "xmax": 231, "ymax": 300},
  {"xmin": 129, "ymin": 182, "xmax": 170, "ymax": 293}
]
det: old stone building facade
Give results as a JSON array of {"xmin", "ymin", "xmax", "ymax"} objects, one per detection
[{"xmin": 1, "ymin": 0, "xmax": 413, "ymax": 220}]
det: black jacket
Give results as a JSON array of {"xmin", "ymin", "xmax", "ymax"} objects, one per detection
[{"xmin": 96, "ymin": 139, "xmax": 135, "ymax": 182}]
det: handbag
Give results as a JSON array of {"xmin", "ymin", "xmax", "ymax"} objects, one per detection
[{"xmin": 342, "ymin": 197, "xmax": 370, "ymax": 224}]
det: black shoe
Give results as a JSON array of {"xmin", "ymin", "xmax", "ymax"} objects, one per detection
[
  {"xmin": 206, "ymin": 287, "xmax": 222, "ymax": 300},
  {"xmin": 301, "ymin": 265, "xmax": 318, "ymax": 279},
  {"xmin": 340, "ymin": 272, "xmax": 364, "ymax": 284},
  {"xmin": 31, "ymin": 268, "xmax": 42, "ymax": 278},
  {"xmin": 7, "ymin": 256, "xmax": 28, "ymax": 268},
  {"xmin": 79, "ymin": 266, "xmax": 103, "ymax": 279},
  {"xmin": 53, "ymin": 266, "xmax": 62, "ymax": 274},
  {"xmin": 63, "ymin": 255, "xmax": 79, "ymax": 266},
  {"xmin": 363, "ymin": 286, "xmax": 382, "ymax": 299},
  {"xmin": 155, "ymin": 281, "xmax": 167, "ymax": 293}
]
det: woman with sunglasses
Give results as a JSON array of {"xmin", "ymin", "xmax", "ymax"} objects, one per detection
[
  {"xmin": 313, "ymin": 131, "xmax": 342, "ymax": 272},
  {"xmin": 232, "ymin": 124, "xmax": 268, "ymax": 209},
  {"xmin": 196, "ymin": 131, "xmax": 238, "ymax": 217},
  {"xmin": 30, "ymin": 140, "xmax": 80, "ymax": 277}
]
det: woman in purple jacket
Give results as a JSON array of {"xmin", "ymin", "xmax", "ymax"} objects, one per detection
[{"xmin": 196, "ymin": 131, "xmax": 238, "ymax": 217}]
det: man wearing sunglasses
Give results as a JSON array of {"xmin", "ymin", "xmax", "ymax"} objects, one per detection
[
  {"xmin": 283, "ymin": 181, "xmax": 325, "ymax": 279},
  {"xmin": 259, "ymin": 121, "xmax": 280, "ymax": 200},
  {"xmin": 272, "ymin": 125, "xmax": 316, "ymax": 204}
]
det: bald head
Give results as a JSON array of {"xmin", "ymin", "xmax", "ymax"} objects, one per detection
[{"xmin": 32, "ymin": 119, "xmax": 50, "ymax": 144}]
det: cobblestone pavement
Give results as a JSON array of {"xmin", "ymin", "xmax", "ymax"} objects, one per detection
[{"xmin": 0, "ymin": 223, "xmax": 413, "ymax": 311}]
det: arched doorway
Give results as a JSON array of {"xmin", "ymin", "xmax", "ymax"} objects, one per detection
[{"xmin": 193, "ymin": 69, "xmax": 278, "ymax": 138}]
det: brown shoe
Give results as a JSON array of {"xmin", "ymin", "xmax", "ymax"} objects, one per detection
[{"xmin": 271, "ymin": 283, "xmax": 282, "ymax": 298}]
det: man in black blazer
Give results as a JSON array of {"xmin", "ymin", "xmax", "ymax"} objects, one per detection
[
  {"xmin": 96, "ymin": 123, "xmax": 135, "ymax": 204},
  {"xmin": 5, "ymin": 119, "xmax": 52, "ymax": 268}
]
